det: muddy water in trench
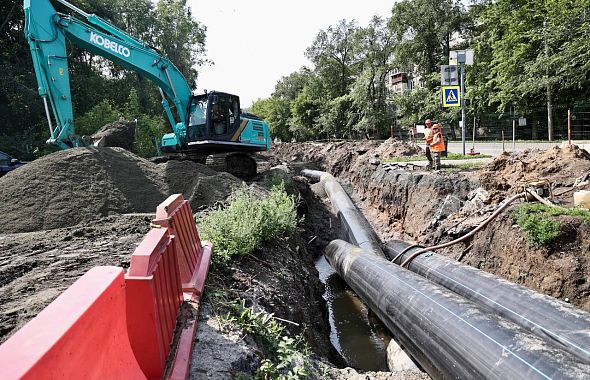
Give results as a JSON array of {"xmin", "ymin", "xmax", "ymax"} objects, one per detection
[{"xmin": 316, "ymin": 255, "xmax": 390, "ymax": 371}]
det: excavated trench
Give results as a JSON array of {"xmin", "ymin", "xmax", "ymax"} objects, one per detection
[
  {"xmin": 315, "ymin": 255, "xmax": 391, "ymax": 371},
  {"xmin": 300, "ymin": 167, "xmax": 590, "ymax": 379},
  {"xmin": 300, "ymin": 180, "xmax": 391, "ymax": 371},
  {"xmin": 269, "ymin": 141, "xmax": 590, "ymax": 378},
  {"xmin": 5, "ymin": 140, "xmax": 590, "ymax": 378}
]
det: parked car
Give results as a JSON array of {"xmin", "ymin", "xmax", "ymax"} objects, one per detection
[{"xmin": 0, "ymin": 151, "xmax": 27, "ymax": 177}]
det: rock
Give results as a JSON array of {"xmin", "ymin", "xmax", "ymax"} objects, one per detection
[
  {"xmin": 386, "ymin": 340, "xmax": 418, "ymax": 372},
  {"xmin": 467, "ymin": 187, "xmax": 490, "ymax": 203},
  {"xmin": 433, "ymin": 194, "xmax": 462, "ymax": 222},
  {"xmin": 91, "ymin": 120, "xmax": 136, "ymax": 150},
  {"xmin": 463, "ymin": 187, "xmax": 490, "ymax": 213}
]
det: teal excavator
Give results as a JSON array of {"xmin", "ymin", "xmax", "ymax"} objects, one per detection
[{"xmin": 24, "ymin": 0, "xmax": 270, "ymax": 177}]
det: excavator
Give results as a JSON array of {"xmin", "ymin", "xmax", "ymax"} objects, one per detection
[{"xmin": 24, "ymin": 0, "xmax": 270, "ymax": 177}]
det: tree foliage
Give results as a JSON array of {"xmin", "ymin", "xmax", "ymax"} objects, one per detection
[
  {"xmin": 250, "ymin": 0, "xmax": 589, "ymax": 142},
  {"xmin": 0, "ymin": 0, "xmax": 206, "ymax": 159}
]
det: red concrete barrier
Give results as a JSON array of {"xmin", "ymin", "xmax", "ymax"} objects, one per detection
[
  {"xmin": 126, "ymin": 227, "xmax": 183, "ymax": 380},
  {"xmin": 0, "ymin": 266, "xmax": 146, "ymax": 380},
  {"xmin": 153, "ymin": 194, "xmax": 213, "ymax": 300}
]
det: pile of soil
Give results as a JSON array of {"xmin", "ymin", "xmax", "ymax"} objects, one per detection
[
  {"xmin": 91, "ymin": 120, "xmax": 136, "ymax": 150},
  {"xmin": 0, "ymin": 214, "xmax": 152, "ymax": 343},
  {"xmin": 479, "ymin": 145, "xmax": 590, "ymax": 200},
  {"xmin": 159, "ymin": 160, "xmax": 242, "ymax": 212},
  {"xmin": 373, "ymin": 138, "xmax": 424, "ymax": 160},
  {"xmin": 269, "ymin": 139, "xmax": 422, "ymax": 177},
  {"xmin": 0, "ymin": 148, "xmax": 242, "ymax": 233}
]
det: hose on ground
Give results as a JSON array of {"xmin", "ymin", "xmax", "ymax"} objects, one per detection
[{"xmin": 399, "ymin": 192, "xmax": 527, "ymax": 268}]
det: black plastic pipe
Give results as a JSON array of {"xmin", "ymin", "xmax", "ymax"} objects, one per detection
[
  {"xmin": 301, "ymin": 169, "xmax": 384, "ymax": 258},
  {"xmin": 325, "ymin": 240, "xmax": 590, "ymax": 380},
  {"xmin": 384, "ymin": 240, "xmax": 590, "ymax": 364}
]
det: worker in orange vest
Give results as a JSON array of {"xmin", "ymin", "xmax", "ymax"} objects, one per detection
[
  {"xmin": 430, "ymin": 123, "xmax": 445, "ymax": 171},
  {"xmin": 423, "ymin": 119, "xmax": 434, "ymax": 169}
]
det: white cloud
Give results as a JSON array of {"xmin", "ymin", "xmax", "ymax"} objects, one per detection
[{"xmin": 188, "ymin": 0, "xmax": 396, "ymax": 107}]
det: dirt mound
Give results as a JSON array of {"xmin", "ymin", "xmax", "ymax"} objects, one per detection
[
  {"xmin": 0, "ymin": 148, "xmax": 242, "ymax": 233},
  {"xmin": 480, "ymin": 145, "xmax": 590, "ymax": 199},
  {"xmin": 270, "ymin": 139, "xmax": 421, "ymax": 177},
  {"xmin": 373, "ymin": 138, "xmax": 423, "ymax": 159},
  {"xmin": 158, "ymin": 160, "xmax": 242, "ymax": 212},
  {"xmin": 91, "ymin": 120, "xmax": 136, "ymax": 150}
]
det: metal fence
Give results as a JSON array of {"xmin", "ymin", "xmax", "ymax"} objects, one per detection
[
  {"xmin": 439, "ymin": 103, "xmax": 590, "ymax": 142},
  {"xmin": 392, "ymin": 103, "xmax": 590, "ymax": 142}
]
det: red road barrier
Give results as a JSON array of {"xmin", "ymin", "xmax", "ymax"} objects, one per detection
[
  {"xmin": 0, "ymin": 194, "xmax": 213, "ymax": 380},
  {"xmin": 153, "ymin": 194, "xmax": 213, "ymax": 300},
  {"xmin": 126, "ymin": 227, "xmax": 183, "ymax": 380},
  {"xmin": 0, "ymin": 266, "xmax": 146, "ymax": 380}
]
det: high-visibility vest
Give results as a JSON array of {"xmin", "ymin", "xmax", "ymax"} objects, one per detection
[{"xmin": 431, "ymin": 132, "xmax": 445, "ymax": 152}]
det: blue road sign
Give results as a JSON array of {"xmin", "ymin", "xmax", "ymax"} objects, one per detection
[{"xmin": 442, "ymin": 86, "xmax": 461, "ymax": 107}]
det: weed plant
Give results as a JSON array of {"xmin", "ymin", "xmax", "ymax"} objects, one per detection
[
  {"xmin": 222, "ymin": 299, "xmax": 310, "ymax": 380},
  {"xmin": 512, "ymin": 203, "xmax": 590, "ymax": 246},
  {"xmin": 198, "ymin": 183, "xmax": 299, "ymax": 266}
]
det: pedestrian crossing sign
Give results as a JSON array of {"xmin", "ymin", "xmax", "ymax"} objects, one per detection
[{"xmin": 442, "ymin": 86, "xmax": 461, "ymax": 107}]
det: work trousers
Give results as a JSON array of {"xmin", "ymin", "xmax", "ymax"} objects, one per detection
[
  {"xmin": 432, "ymin": 151, "xmax": 442, "ymax": 170},
  {"xmin": 425, "ymin": 146, "xmax": 433, "ymax": 169}
]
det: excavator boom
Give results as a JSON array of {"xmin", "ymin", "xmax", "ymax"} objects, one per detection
[
  {"xmin": 25, "ymin": 0, "xmax": 191, "ymax": 149},
  {"xmin": 24, "ymin": 0, "xmax": 270, "ymax": 176}
]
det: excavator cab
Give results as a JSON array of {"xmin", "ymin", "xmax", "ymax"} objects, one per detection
[
  {"xmin": 184, "ymin": 91, "xmax": 270, "ymax": 177},
  {"xmin": 186, "ymin": 92, "xmax": 239, "ymax": 143},
  {"xmin": 185, "ymin": 91, "xmax": 269, "ymax": 154}
]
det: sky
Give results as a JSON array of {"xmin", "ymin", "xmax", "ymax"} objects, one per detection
[{"xmin": 187, "ymin": 0, "xmax": 396, "ymax": 107}]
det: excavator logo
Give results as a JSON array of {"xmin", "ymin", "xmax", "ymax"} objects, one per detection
[{"xmin": 89, "ymin": 32, "xmax": 131, "ymax": 58}]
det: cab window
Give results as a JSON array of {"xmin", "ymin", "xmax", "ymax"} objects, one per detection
[{"xmin": 189, "ymin": 99, "xmax": 207, "ymax": 127}]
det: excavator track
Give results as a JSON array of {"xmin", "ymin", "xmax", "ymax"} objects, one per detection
[
  {"xmin": 153, "ymin": 152, "xmax": 257, "ymax": 179},
  {"xmin": 221, "ymin": 153, "xmax": 257, "ymax": 178}
]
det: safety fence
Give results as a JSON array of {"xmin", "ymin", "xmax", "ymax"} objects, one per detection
[
  {"xmin": 0, "ymin": 194, "xmax": 212, "ymax": 380},
  {"xmin": 394, "ymin": 103, "xmax": 590, "ymax": 144}
]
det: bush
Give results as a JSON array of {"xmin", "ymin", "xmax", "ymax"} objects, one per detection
[
  {"xmin": 223, "ymin": 299, "xmax": 309, "ymax": 380},
  {"xmin": 512, "ymin": 204, "xmax": 590, "ymax": 246},
  {"xmin": 198, "ymin": 183, "xmax": 299, "ymax": 265}
]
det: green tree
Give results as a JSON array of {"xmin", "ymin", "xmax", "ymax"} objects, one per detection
[
  {"xmin": 306, "ymin": 19, "xmax": 361, "ymax": 99},
  {"xmin": 389, "ymin": 0, "xmax": 465, "ymax": 89},
  {"xmin": 250, "ymin": 97, "xmax": 292, "ymax": 142},
  {"xmin": 76, "ymin": 99, "xmax": 121, "ymax": 136},
  {"xmin": 153, "ymin": 0, "xmax": 207, "ymax": 86},
  {"xmin": 289, "ymin": 87, "xmax": 322, "ymax": 140},
  {"xmin": 351, "ymin": 17, "xmax": 397, "ymax": 137}
]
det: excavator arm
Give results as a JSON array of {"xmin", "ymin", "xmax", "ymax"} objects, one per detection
[{"xmin": 24, "ymin": 0, "xmax": 191, "ymax": 149}]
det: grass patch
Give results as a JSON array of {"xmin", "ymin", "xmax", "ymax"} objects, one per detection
[
  {"xmin": 222, "ymin": 299, "xmax": 310, "ymax": 379},
  {"xmin": 512, "ymin": 204, "xmax": 590, "ymax": 246},
  {"xmin": 385, "ymin": 152, "xmax": 491, "ymax": 163},
  {"xmin": 444, "ymin": 161, "xmax": 486, "ymax": 170},
  {"xmin": 198, "ymin": 183, "xmax": 299, "ymax": 267}
]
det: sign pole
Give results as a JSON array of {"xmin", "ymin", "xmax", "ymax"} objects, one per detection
[
  {"xmin": 512, "ymin": 119, "xmax": 516, "ymax": 151},
  {"xmin": 460, "ymin": 63, "xmax": 466, "ymax": 156},
  {"xmin": 472, "ymin": 115, "xmax": 476, "ymax": 151},
  {"xmin": 568, "ymin": 109, "xmax": 572, "ymax": 146}
]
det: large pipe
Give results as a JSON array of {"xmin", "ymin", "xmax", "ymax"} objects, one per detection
[
  {"xmin": 325, "ymin": 240, "xmax": 590, "ymax": 380},
  {"xmin": 384, "ymin": 241, "xmax": 590, "ymax": 364},
  {"xmin": 302, "ymin": 169, "xmax": 384, "ymax": 257}
]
